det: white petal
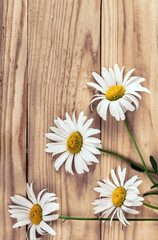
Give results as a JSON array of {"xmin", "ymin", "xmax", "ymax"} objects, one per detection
[
  {"xmin": 57, "ymin": 117, "xmax": 72, "ymax": 134},
  {"xmin": 100, "ymin": 206, "xmax": 115, "ymax": 219},
  {"xmin": 118, "ymin": 166, "xmax": 123, "ymax": 186},
  {"xmin": 74, "ymin": 154, "xmax": 89, "ymax": 174},
  {"xmin": 116, "ymin": 101, "xmax": 126, "ymax": 120},
  {"xmin": 46, "ymin": 147, "xmax": 66, "ymax": 156},
  {"xmin": 109, "ymin": 67, "xmax": 116, "ymax": 85},
  {"xmin": 83, "ymin": 128, "xmax": 100, "ymax": 138},
  {"xmin": 129, "ymin": 86, "xmax": 150, "ymax": 94},
  {"xmin": 65, "ymin": 154, "xmax": 74, "ymax": 174},
  {"xmin": 110, "ymin": 101, "xmax": 121, "ymax": 121},
  {"xmin": 120, "ymin": 209, "xmax": 130, "ymax": 225},
  {"xmin": 125, "ymin": 90, "xmax": 141, "ymax": 99},
  {"xmin": 9, "ymin": 205, "xmax": 30, "ymax": 211},
  {"xmin": 114, "ymin": 64, "xmax": 122, "ymax": 84},
  {"xmin": 133, "ymin": 180, "xmax": 142, "ymax": 187},
  {"xmin": 92, "ymin": 72, "xmax": 108, "ymax": 90},
  {"xmin": 93, "ymin": 187, "xmax": 112, "ymax": 197},
  {"xmin": 122, "ymin": 205, "xmax": 139, "ymax": 215},
  {"xmin": 30, "ymin": 224, "xmax": 36, "ymax": 240},
  {"xmin": 87, "ymin": 82, "xmax": 106, "ymax": 94},
  {"xmin": 121, "ymin": 168, "xmax": 126, "ymax": 186},
  {"xmin": 43, "ymin": 214, "xmax": 59, "ymax": 222},
  {"xmin": 37, "ymin": 189, "xmax": 47, "ymax": 204},
  {"xmin": 54, "ymin": 151, "xmax": 69, "ymax": 171},
  {"xmin": 11, "ymin": 212, "xmax": 30, "ymax": 220},
  {"xmin": 13, "ymin": 219, "xmax": 31, "ymax": 228},
  {"xmin": 54, "ymin": 119, "xmax": 69, "ymax": 136},
  {"xmin": 117, "ymin": 207, "xmax": 126, "ymax": 226},
  {"xmin": 102, "ymin": 68, "xmax": 114, "ymax": 88},
  {"xmin": 9, "ymin": 209, "xmax": 29, "ymax": 215},
  {"xmin": 40, "ymin": 221, "xmax": 56, "ymax": 236},
  {"xmin": 27, "ymin": 182, "xmax": 37, "ymax": 205},
  {"xmin": 123, "ymin": 68, "xmax": 135, "ymax": 85},
  {"xmin": 124, "ymin": 94, "xmax": 139, "ymax": 110},
  {"xmin": 37, "ymin": 225, "xmax": 46, "ymax": 236},
  {"xmin": 46, "ymin": 142, "xmax": 66, "ymax": 148},
  {"xmin": 46, "ymin": 196, "xmax": 58, "ymax": 204},
  {"xmin": 65, "ymin": 112, "xmax": 76, "ymax": 132},
  {"xmin": 97, "ymin": 99, "xmax": 110, "ymax": 120},
  {"xmin": 83, "ymin": 145, "xmax": 100, "ymax": 155},
  {"xmin": 111, "ymin": 169, "xmax": 120, "ymax": 187},
  {"xmin": 110, "ymin": 208, "xmax": 117, "ymax": 226},
  {"xmin": 72, "ymin": 111, "xmax": 77, "ymax": 125},
  {"xmin": 80, "ymin": 118, "xmax": 93, "ymax": 135},
  {"xmin": 124, "ymin": 175, "xmax": 138, "ymax": 188},
  {"xmin": 50, "ymin": 126, "xmax": 67, "ymax": 138},
  {"xmin": 52, "ymin": 147, "xmax": 67, "ymax": 157},
  {"xmin": 126, "ymin": 193, "xmax": 138, "ymax": 201},
  {"xmin": 46, "ymin": 133, "xmax": 66, "ymax": 142},
  {"xmin": 42, "ymin": 203, "xmax": 60, "ymax": 216},
  {"xmin": 105, "ymin": 176, "xmax": 117, "ymax": 190},
  {"xmin": 84, "ymin": 137, "xmax": 101, "ymax": 144},
  {"xmin": 77, "ymin": 111, "xmax": 87, "ymax": 131},
  {"xmin": 121, "ymin": 66, "xmax": 125, "ymax": 78},
  {"xmin": 119, "ymin": 98, "xmax": 135, "ymax": 112},
  {"xmin": 39, "ymin": 193, "xmax": 56, "ymax": 208},
  {"xmin": 11, "ymin": 196, "xmax": 33, "ymax": 209},
  {"xmin": 89, "ymin": 96, "xmax": 106, "ymax": 107},
  {"xmin": 80, "ymin": 148, "xmax": 99, "ymax": 164}
]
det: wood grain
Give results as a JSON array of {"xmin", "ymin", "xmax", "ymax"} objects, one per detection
[
  {"xmin": 28, "ymin": 0, "xmax": 101, "ymax": 239},
  {"xmin": 0, "ymin": 0, "xmax": 27, "ymax": 239},
  {"xmin": 0, "ymin": 0, "xmax": 158, "ymax": 239},
  {"xmin": 101, "ymin": 0, "xmax": 158, "ymax": 240}
]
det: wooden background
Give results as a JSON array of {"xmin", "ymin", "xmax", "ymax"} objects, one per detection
[{"xmin": 0, "ymin": 0, "xmax": 158, "ymax": 239}]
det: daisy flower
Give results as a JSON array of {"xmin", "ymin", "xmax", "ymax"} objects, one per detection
[
  {"xmin": 9, "ymin": 182, "xmax": 59, "ymax": 239},
  {"xmin": 92, "ymin": 165, "xmax": 144, "ymax": 226},
  {"xmin": 45, "ymin": 111, "xmax": 101, "ymax": 174},
  {"xmin": 87, "ymin": 64, "xmax": 150, "ymax": 121}
]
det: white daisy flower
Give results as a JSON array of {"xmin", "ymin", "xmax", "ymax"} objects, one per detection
[
  {"xmin": 9, "ymin": 182, "xmax": 59, "ymax": 239},
  {"xmin": 45, "ymin": 111, "xmax": 101, "ymax": 174},
  {"xmin": 87, "ymin": 64, "xmax": 150, "ymax": 121},
  {"xmin": 92, "ymin": 165, "xmax": 144, "ymax": 226}
]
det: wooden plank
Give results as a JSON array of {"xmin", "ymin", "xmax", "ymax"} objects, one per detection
[
  {"xmin": 28, "ymin": 0, "xmax": 101, "ymax": 239},
  {"xmin": 101, "ymin": 0, "xmax": 158, "ymax": 240},
  {"xmin": 0, "ymin": 0, "xmax": 27, "ymax": 239}
]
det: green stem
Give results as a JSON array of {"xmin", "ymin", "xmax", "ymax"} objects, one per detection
[
  {"xmin": 143, "ymin": 202, "xmax": 158, "ymax": 210},
  {"xmin": 143, "ymin": 192, "xmax": 158, "ymax": 197},
  {"xmin": 98, "ymin": 148, "xmax": 157, "ymax": 176},
  {"xmin": 59, "ymin": 216, "xmax": 158, "ymax": 221},
  {"xmin": 124, "ymin": 119, "xmax": 158, "ymax": 188}
]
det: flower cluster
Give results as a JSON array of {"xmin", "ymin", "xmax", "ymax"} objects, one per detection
[
  {"xmin": 87, "ymin": 64, "xmax": 149, "ymax": 121},
  {"xmin": 9, "ymin": 182, "xmax": 59, "ymax": 238},
  {"xmin": 93, "ymin": 166, "xmax": 143, "ymax": 226},
  {"xmin": 9, "ymin": 64, "xmax": 154, "ymax": 240}
]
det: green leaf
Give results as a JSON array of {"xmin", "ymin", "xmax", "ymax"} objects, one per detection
[
  {"xmin": 130, "ymin": 164, "xmax": 145, "ymax": 172},
  {"xmin": 143, "ymin": 191, "xmax": 158, "ymax": 197},
  {"xmin": 150, "ymin": 156, "xmax": 157, "ymax": 173},
  {"xmin": 151, "ymin": 184, "xmax": 158, "ymax": 189}
]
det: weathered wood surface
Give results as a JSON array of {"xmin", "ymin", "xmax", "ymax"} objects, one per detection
[
  {"xmin": 0, "ymin": 0, "xmax": 27, "ymax": 239},
  {"xmin": 0, "ymin": 0, "xmax": 157, "ymax": 239},
  {"xmin": 101, "ymin": 1, "xmax": 158, "ymax": 240}
]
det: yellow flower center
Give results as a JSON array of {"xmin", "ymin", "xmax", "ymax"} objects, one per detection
[
  {"xmin": 106, "ymin": 85, "xmax": 125, "ymax": 101},
  {"xmin": 67, "ymin": 132, "xmax": 83, "ymax": 154},
  {"xmin": 112, "ymin": 187, "xmax": 126, "ymax": 207},
  {"xmin": 30, "ymin": 204, "xmax": 42, "ymax": 225}
]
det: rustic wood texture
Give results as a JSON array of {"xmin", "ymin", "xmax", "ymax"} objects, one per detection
[
  {"xmin": 101, "ymin": 0, "xmax": 158, "ymax": 240},
  {"xmin": 0, "ymin": 0, "xmax": 158, "ymax": 239},
  {"xmin": 0, "ymin": 0, "xmax": 27, "ymax": 239},
  {"xmin": 28, "ymin": 0, "xmax": 101, "ymax": 240}
]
